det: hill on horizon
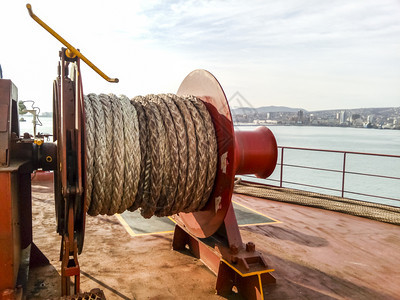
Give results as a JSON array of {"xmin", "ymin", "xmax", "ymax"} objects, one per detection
[
  {"xmin": 231, "ymin": 106, "xmax": 306, "ymax": 114},
  {"xmin": 231, "ymin": 106, "xmax": 399, "ymax": 115}
]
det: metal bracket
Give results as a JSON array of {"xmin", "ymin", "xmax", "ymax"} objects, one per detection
[
  {"xmin": 53, "ymin": 48, "xmax": 86, "ymax": 296},
  {"xmin": 172, "ymin": 202, "xmax": 275, "ymax": 300},
  {"xmin": 26, "ymin": 3, "xmax": 119, "ymax": 83},
  {"xmin": 60, "ymin": 204, "xmax": 80, "ymax": 295}
]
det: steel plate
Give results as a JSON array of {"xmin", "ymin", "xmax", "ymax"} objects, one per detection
[{"xmin": 176, "ymin": 70, "xmax": 235, "ymax": 238}]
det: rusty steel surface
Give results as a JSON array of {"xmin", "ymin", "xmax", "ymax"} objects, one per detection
[
  {"xmin": 18, "ymin": 173, "xmax": 33, "ymax": 250},
  {"xmin": 0, "ymin": 79, "xmax": 18, "ymax": 166},
  {"xmin": 54, "ymin": 48, "xmax": 85, "ymax": 252},
  {"xmin": 54, "ymin": 48, "xmax": 85, "ymax": 295},
  {"xmin": 0, "ymin": 287, "xmax": 23, "ymax": 300},
  {"xmin": 176, "ymin": 69, "xmax": 236, "ymax": 238},
  {"xmin": 216, "ymin": 261, "xmax": 275, "ymax": 300},
  {"xmin": 174, "ymin": 70, "xmax": 278, "ymax": 299},
  {"xmin": 172, "ymin": 225, "xmax": 221, "ymax": 274},
  {"xmin": 172, "ymin": 203, "xmax": 275, "ymax": 299},
  {"xmin": 0, "ymin": 172, "xmax": 19, "ymax": 290},
  {"xmin": 0, "ymin": 79, "xmax": 35, "ymax": 296},
  {"xmin": 65, "ymin": 288, "xmax": 106, "ymax": 300},
  {"xmin": 78, "ymin": 57, "xmax": 87, "ymax": 254},
  {"xmin": 0, "ymin": 164, "xmax": 33, "ymax": 295},
  {"xmin": 27, "ymin": 176, "xmax": 400, "ymax": 299}
]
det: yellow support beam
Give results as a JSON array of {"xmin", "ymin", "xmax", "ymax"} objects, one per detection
[{"xmin": 26, "ymin": 3, "xmax": 119, "ymax": 83}]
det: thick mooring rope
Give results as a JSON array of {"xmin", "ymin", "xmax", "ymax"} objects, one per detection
[
  {"xmin": 234, "ymin": 180, "xmax": 400, "ymax": 225},
  {"xmin": 84, "ymin": 93, "xmax": 217, "ymax": 218}
]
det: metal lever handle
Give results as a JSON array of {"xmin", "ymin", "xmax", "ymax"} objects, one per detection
[{"xmin": 26, "ymin": 3, "xmax": 119, "ymax": 83}]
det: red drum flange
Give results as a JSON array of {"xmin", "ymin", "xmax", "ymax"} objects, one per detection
[{"xmin": 175, "ymin": 69, "xmax": 278, "ymax": 238}]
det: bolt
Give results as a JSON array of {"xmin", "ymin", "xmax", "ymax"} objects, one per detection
[
  {"xmin": 230, "ymin": 245, "xmax": 239, "ymax": 255},
  {"xmin": 246, "ymin": 242, "xmax": 255, "ymax": 252},
  {"xmin": 231, "ymin": 255, "xmax": 239, "ymax": 264}
]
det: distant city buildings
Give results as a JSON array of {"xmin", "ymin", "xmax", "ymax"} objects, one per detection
[
  {"xmin": 297, "ymin": 110, "xmax": 304, "ymax": 124},
  {"xmin": 339, "ymin": 111, "xmax": 346, "ymax": 124},
  {"xmin": 232, "ymin": 106, "xmax": 400, "ymax": 129}
]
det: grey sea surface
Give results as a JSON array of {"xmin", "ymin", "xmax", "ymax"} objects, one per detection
[{"xmin": 237, "ymin": 125, "xmax": 400, "ymax": 207}]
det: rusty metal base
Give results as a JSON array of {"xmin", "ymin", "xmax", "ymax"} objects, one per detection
[
  {"xmin": 0, "ymin": 287, "xmax": 23, "ymax": 300},
  {"xmin": 60, "ymin": 234, "xmax": 80, "ymax": 296},
  {"xmin": 61, "ymin": 288, "xmax": 105, "ymax": 300},
  {"xmin": 172, "ymin": 224, "xmax": 275, "ymax": 300}
]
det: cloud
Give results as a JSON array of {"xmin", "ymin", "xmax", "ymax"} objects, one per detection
[
  {"xmin": 138, "ymin": 0, "xmax": 400, "ymax": 51},
  {"xmin": 1, "ymin": 0, "xmax": 399, "ymax": 111}
]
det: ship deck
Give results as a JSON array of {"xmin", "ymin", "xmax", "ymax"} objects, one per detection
[{"xmin": 27, "ymin": 174, "xmax": 400, "ymax": 299}]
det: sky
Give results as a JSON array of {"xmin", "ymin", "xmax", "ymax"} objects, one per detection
[{"xmin": 0, "ymin": 0, "xmax": 399, "ymax": 112}]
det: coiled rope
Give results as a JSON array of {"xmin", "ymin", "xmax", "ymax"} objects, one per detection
[{"xmin": 84, "ymin": 93, "xmax": 217, "ymax": 218}]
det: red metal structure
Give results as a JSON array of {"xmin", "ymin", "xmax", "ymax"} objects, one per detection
[
  {"xmin": 0, "ymin": 79, "xmax": 55, "ymax": 299},
  {"xmin": 1, "ymin": 5, "xmax": 279, "ymax": 298},
  {"xmin": 0, "ymin": 54, "xmax": 278, "ymax": 299},
  {"xmin": 53, "ymin": 49, "xmax": 85, "ymax": 295},
  {"xmin": 0, "ymin": 79, "xmax": 25, "ymax": 298},
  {"xmin": 173, "ymin": 70, "xmax": 278, "ymax": 299}
]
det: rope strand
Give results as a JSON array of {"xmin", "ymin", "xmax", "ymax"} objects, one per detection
[{"xmin": 84, "ymin": 93, "xmax": 217, "ymax": 218}]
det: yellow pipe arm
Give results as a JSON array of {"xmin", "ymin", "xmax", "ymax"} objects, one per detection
[{"xmin": 26, "ymin": 3, "xmax": 119, "ymax": 83}]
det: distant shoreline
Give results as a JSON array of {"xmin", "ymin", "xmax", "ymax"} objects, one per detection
[
  {"xmin": 235, "ymin": 123, "xmax": 400, "ymax": 130},
  {"xmin": 28, "ymin": 115, "xmax": 400, "ymax": 130}
]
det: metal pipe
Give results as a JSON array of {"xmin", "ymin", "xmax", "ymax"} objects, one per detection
[
  {"xmin": 280, "ymin": 147, "xmax": 284, "ymax": 188},
  {"xmin": 26, "ymin": 4, "xmax": 119, "ymax": 83},
  {"xmin": 278, "ymin": 146, "xmax": 400, "ymax": 159},
  {"xmin": 242, "ymin": 147, "xmax": 400, "ymax": 203},
  {"xmin": 341, "ymin": 153, "xmax": 346, "ymax": 198}
]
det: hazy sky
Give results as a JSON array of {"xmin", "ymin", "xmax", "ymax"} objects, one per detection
[{"xmin": 1, "ymin": 0, "xmax": 399, "ymax": 112}]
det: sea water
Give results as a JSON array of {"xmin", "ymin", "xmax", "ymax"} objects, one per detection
[
  {"xmin": 237, "ymin": 125, "xmax": 400, "ymax": 207},
  {"xmin": 19, "ymin": 116, "xmax": 400, "ymax": 207}
]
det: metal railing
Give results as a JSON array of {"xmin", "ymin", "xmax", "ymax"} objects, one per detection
[{"xmin": 242, "ymin": 146, "xmax": 400, "ymax": 206}]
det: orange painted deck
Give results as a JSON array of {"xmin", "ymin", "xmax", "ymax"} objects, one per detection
[{"xmin": 27, "ymin": 175, "xmax": 400, "ymax": 299}]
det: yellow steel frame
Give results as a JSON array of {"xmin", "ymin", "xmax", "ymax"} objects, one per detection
[{"xmin": 26, "ymin": 3, "xmax": 119, "ymax": 83}]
